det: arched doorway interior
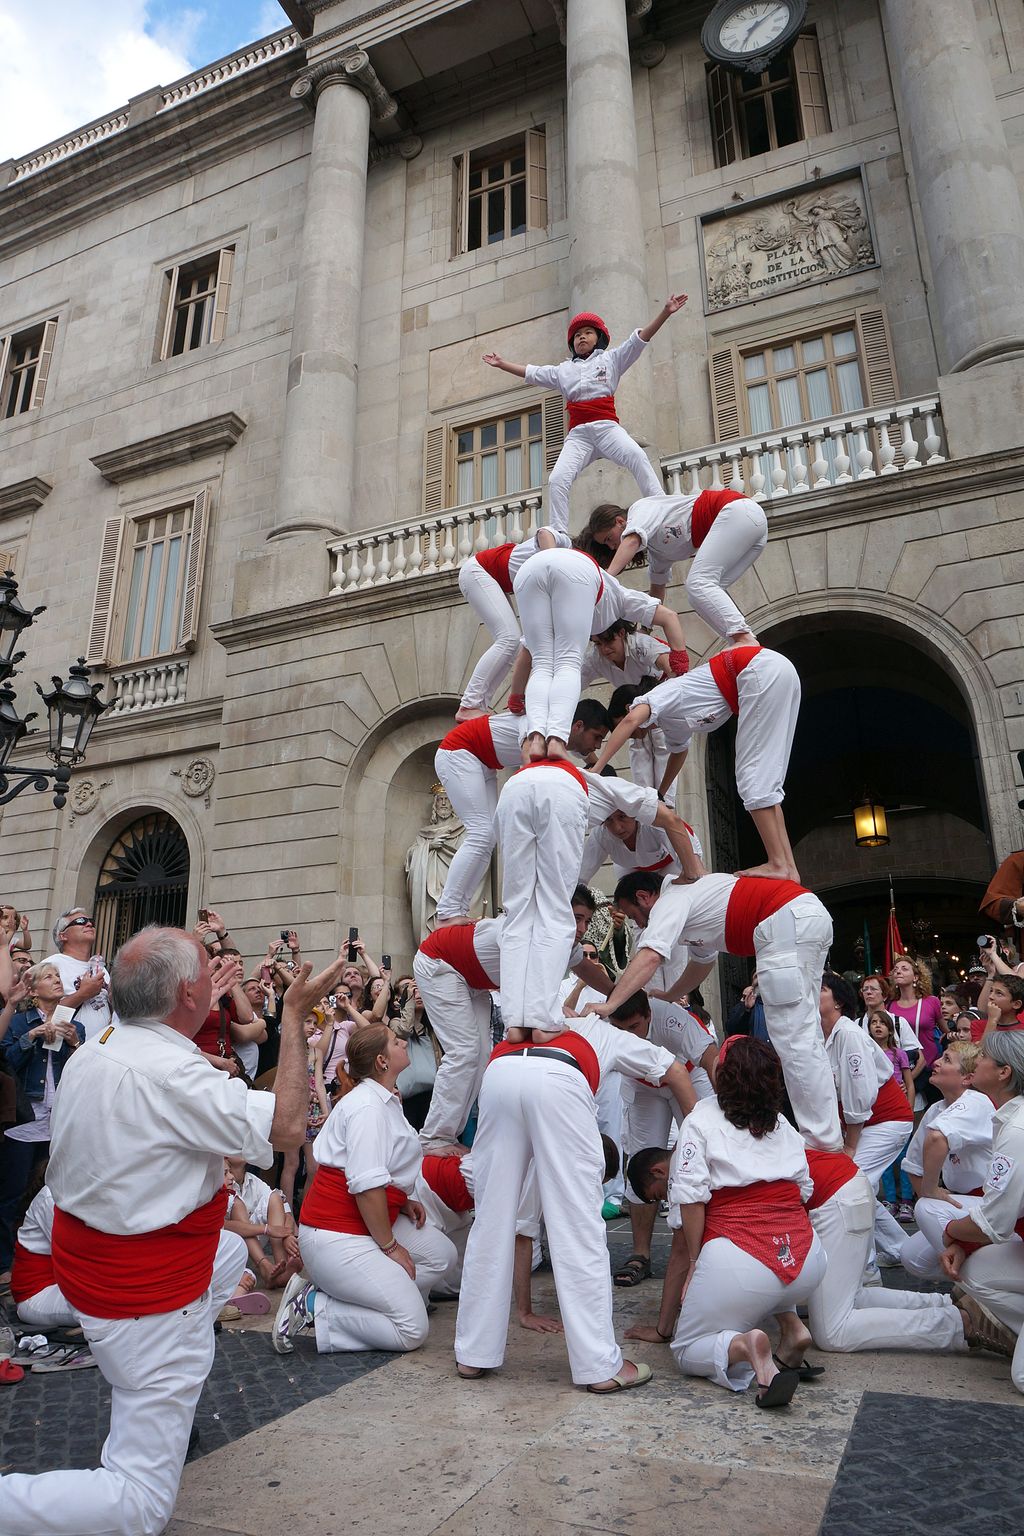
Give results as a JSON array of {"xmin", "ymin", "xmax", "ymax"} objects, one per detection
[{"xmin": 93, "ymin": 811, "xmax": 190, "ymax": 960}]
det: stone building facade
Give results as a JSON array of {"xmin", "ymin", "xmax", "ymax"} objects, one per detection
[{"xmin": 0, "ymin": 0, "xmax": 1022, "ymax": 994}]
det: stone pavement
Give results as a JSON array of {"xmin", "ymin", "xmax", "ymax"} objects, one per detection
[{"xmin": 3, "ymin": 1216, "xmax": 1023, "ymax": 1536}]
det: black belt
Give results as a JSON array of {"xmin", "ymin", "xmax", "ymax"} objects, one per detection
[{"xmin": 508, "ymin": 1046, "xmax": 584, "ymax": 1075}]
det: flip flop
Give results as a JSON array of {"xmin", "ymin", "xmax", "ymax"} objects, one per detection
[
  {"xmin": 773, "ymin": 1352, "xmax": 825, "ymax": 1382},
  {"xmin": 755, "ymin": 1367, "xmax": 800, "ymax": 1410},
  {"xmin": 613, "ymin": 1254, "xmax": 652, "ymax": 1288},
  {"xmin": 228, "ymin": 1290, "xmax": 271, "ymax": 1315},
  {"xmin": 0, "ymin": 1359, "xmax": 24, "ymax": 1384},
  {"xmin": 587, "ymin": 1361, "xmax": 653, "ymax": 1394}
]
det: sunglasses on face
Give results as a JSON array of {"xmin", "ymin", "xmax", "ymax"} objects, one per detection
[{"xmin": 64, "ymin": 916, "xmax": 94, "ymax": 928}]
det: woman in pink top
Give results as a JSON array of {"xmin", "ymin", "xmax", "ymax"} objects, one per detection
[{"xmin": 888, "ymin": 954, "xmax": 942, "ymax": 1112}]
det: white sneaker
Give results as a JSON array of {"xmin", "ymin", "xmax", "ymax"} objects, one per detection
[{"xmin": 271, "ymin": 1273, "xmax": 313, "ymax": 1354}]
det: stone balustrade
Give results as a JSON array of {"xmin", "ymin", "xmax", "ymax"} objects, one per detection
[
  {"xmin": 662, "ymin": 397, "xmax": 945, "ymax": 501},
  {"xmin": 107, "ymin": 659, "xmax": 189, "ymax": 715}
]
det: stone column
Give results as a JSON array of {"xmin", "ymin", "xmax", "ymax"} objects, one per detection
[
  {"xmin": 273, "ymin": 55, "xmax": 371, "ymax": 542},
  {"xmin": 882, "ymin": 0, "xmax": 1024, "ymax": 373},
  {"xmin": 564, "ymin": 0, "xmax": 655, "ymax": 450}
]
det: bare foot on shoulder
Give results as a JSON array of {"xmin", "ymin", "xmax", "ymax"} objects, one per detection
[
  {"xmin": 434, "ymin": 915, "xmax": 473, "ymax": 928},
  {"xmin": 504, "ymin": 1026, "xmax": 530, "ymax": 1043},
  {"xmin": 521, "ymin": 732, "xmax": 546, "ymax": 765},
  {"xmin": 455, "ymin": 706, "xmax": 489, "ymax": 722},
  {"xmin": 529, "ymin": 1027, "xmax": 563, "ymax": 1044},
  {"xmin": 545, "ymin": 736, "xmax": 571, "ymax": 762},
  {"xmin": 736, "ymin": 861, "xmax": 799, "ymax": 881}
]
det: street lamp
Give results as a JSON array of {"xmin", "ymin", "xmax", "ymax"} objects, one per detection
[
  {"xmin": 853, "ymin": 795, "xmax": 890, "ymax": 848},
  {"xmin": 0, "ymin": 572, "xmax": 107, "ymax": 811}
]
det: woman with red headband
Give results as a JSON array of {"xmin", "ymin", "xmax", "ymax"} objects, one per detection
[{"xmin": 483, "ymin": 296, "xmax": 687, "ymax": 538}]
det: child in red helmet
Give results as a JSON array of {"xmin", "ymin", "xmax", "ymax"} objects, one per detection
[{"xmin": 483, "ymin": 295, "xmax": 687, "ymax": 537}]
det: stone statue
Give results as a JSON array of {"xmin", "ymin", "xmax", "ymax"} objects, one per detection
[{"xmin": 405, "ymin": 783, "xmax": 470, "ymax": 941}]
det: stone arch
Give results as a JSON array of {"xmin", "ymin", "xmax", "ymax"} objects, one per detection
[{"xmin": 70, "ymin": 791, "xmax": 206, "ymax": 933}]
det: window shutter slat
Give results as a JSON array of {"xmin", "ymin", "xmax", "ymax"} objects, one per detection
[
  {"xmin": 542, "ymin": 392, "xmax": 565, "ymax": 473},
  {"xmin": 85, "ymin": 517, "xmax": 126, "ymax": 665},
  {"xmin": 0, "ymin": 550, "xmax": 17, "ymax": 575},
  {"xmin": 707, "ymin": 64, "xmax": 737, "ymax": 169},
  {"xmin": 710, "ymin": 348, "xmax": 741, "ymax": 441},
  {"xmin": 855, "ymin": 307, "xmax": 899, "ymax": 406},
  {"xmin": 28, "ymin": 318, "xmax": 57, "ymax": 410},
  {"xmin": 453, "ymin": 154, "xmax": 469, "ymax": 258},
  {"xmin": 0, "ymin": 336, "xmax": 11, "ymax": 413},
  {"xmin": 178, "ymin": 487, "xmax": 210, "ymax": 649},
  {"xmin": 526, "ymin": 127, "xmax": 547, "ymax": 231},
  {"xmin": 792, "ymin": 33, "xmax": 831, "ymax": 138},
  {"xmin": 159, "ymin": 265, "xmax": 179, "ymax": 360},
  {"xmin": 423, "ymin": 426, "xmax": 446, "ymax": 515},
  {"xmin": 211, "ymin": 247, "xmax": 234, "ymax": 344}
]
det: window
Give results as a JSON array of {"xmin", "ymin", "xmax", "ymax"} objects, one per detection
[
  {"xmin": 85, "ymin": 489, "xmax": 210, "ymax": 667},
  {"xmin": 423, "ymin": 398, "xmax": 565, "ymax": 516},
  {"xmin": 453, "ymin": 129, "xmax": 547, "ymax": 255},
  {"xmin": 158, "ymin": 247, "xmax": 234, "ymax": 359},
  {"xmin": 708, "ymin": 33, "xmax": 830, "ymax": 167},
  {"xmin": 0, "ymin": 319, "xmax": 57, "ymax": 418}
]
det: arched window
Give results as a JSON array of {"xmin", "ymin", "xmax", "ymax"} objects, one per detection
[{"xmin": 93, "ymin": 812, "xmax": 190, "ymax": 960}]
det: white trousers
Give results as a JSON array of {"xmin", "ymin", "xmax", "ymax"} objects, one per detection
[
  {"xmin": 807, "ymin": 1172, "xmax": 966, "ymax": 1352},
  {"xmin": 901, "ymin": 1193, "xmax": 987, "ymax": 1280},
  {"xmin": 496, "ymin": 767, "xmax": 589, "ymax": 1032},
  {"xmin": 960, "ymin": 1241, "xmax": 1024, "ymax": 1393},
  {"xmin": 414, "ymin": 951, "xmax": 494, "ymax": 1147},
  {"xmin": 301, "ymin": 1215, "xmax": 457, "ymax": 1354},
  {"xmin": 596, "ymin": 1067, "xmax": 626, "ymax": 1204},
  {"xmin": 458, "ymin": 559, "xmax": 520, "ymax": 709},
  {"xmin": 754, "ymin": 895, "xmax": 842, "ymax": 1152},
  {"xmin": 514, "ymin": 551, "xmax": 601, "ymax": 742},
  {"xmin": 851, "ymin": 1120, "xmax": 914, "ymax": 1261},
  {"xmin": 434, "ymin": 746, "xmax": 497, "ymax": 920},
  {"xmin": 685, "ymin": 496, "xmax": 768, "ymax": 639},
  {"xmin": 547, "ymin": 420, "xmax": 661, "ymax": 538},
  {"xmin": 672, "ymin": 1233, "xmax": 828, "ymax": 1391},
  {"xmin": 0, "ymin": 1230, "xmax": 247, "ymax": 1536},
  {"xmin": 735, "ymin": 650, "xmax": 801, "ymax": 810},
  {"xmin": 627, "ymin": 728, "xmax": 675, "ymax": 807},
  {"xmin": 15, "ymin": 1282, "xmax": 77, "ymax": 1329},
  {"xmin": 454, "ymin": 1055, "xmax": 621, "ymax": 1383}
]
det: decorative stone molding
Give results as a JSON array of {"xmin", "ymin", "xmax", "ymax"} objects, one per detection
[
  {"xmin": 625, "ymin": 0, "xmax": 653, "ymax": 14},
  {"xmin": 172, "ymin": 756, "xmax": 216, "ymax": 808},
  {"xmin": 0, "ymin": 476, "xmax": 52, "ymax": 517},
  {"xmin": 633, "ymin": 37, "xmax": 666, "ymax": 67},
  {"xmin": 291, "ymin": 49, "xmax": 398, "ymax": 120},
  {"xmin": 548, "ymin": 0, "xmax": 567, "ymax": 44},
  {"xmin": 90, "ymin": 413, "xmax": 246, "ymax": 484},
  {"xmin": 68, "ymin": 777, "xmax": 112, "ymax": 824},
  {"xmin": 369, "ymin": 133, "xmax": 423, "ymax": 164}
]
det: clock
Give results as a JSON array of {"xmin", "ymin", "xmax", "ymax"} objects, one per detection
[{"xmin": 701, "ymin": 0, "xmax": 810, "ymax": 75}]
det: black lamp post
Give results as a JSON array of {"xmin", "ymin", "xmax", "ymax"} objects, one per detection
[{"xmin": 0, "ymin": 572, "xmax": 106, "ymax": 811}]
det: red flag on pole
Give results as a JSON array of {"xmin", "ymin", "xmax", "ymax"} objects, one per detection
[{"xmin": 883, "ymin": 879, "xmax": 904, "ymax": 976}]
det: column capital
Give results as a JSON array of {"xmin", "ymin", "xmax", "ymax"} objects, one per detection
[{"xmin": 291, "ymin": 49, "xmax": 397, "ymax": 121}]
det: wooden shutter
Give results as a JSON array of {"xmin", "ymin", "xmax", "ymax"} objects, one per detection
[
  {"xmin": 159, "ymin": 265, "xmax": 179, "ymax": 360},
  {"xmin": 709, "ymin": 347, "xmax": 742, "ymax": 442},
  {"xmin": 28, "ymin": 319, "xmax": 57, "ymax": 410},
  {"xmin": 0, "ymin": 550, "xmax": 17, "ymax": 575},
  {"xmin": 542, "ymin": 392, "xmax": 565, "ymax": 472},
  {"xmin": 423, "ymin": 426, "xmax": 446, "ymax": 515},
  {"xmin": 855, "ymin": 307, "xmax": 899, "ymax": 406},
  {"xmin": 707, "ymin": 64, "xmax": 737, "ymax": 168},
  {"xmin": 85, "ymin": 516, "xmax": 126, "ymax": 665},
  {"xmin": 452, "ymin": 153, "xmax": 469, "ymax": 257},
  {"xmin": 178, "ymin": 487, "xmax": 210, "ymax": 649},
  {"xmin": 526, "ymin": 128, "xmax": 547, "ymax": 231},
  {"xmin": 793, "ymin": 33, "xmax": 831, "ymax": 139},
  {"xmin": 210, "ymin": 247, "xmax": 235, "ymax": 343},
  {"xmin": 0, "ymin": 336, "xmax": 10, "ymax": 414}
]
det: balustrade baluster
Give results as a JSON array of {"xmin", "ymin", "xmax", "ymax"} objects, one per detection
[
  {"xmin": 666, "ymin": 466, "xmax": 682, "ymax": 494},
  {"xmin": 153, "ymin": 668, "xmax": 167, "ymax": 707},
  {"xmin": 851, "ymin": 420, "xmax": 875, "ymax": 479},
  {"xmin": 346, "ymin": 540, "xmax": 361, "ymax": 591},
  {"xmin": 788, "ymin": 437, "xmax": 809, "ymax": 493},
  {"xmin": 766, "ymin": 438, "xmax": 788, "ymax": 498},
  {"xmin": 439, "ymin": 519, "xmax": 456, "ymax": 570},
  {"xmin": 749, "ymin": 451, "xmax": 767, "ymax": 501},
  {"xmin": 392, "ymin": 530, "xmax": 408, "ymax": 581},
  {"xmin": 685, "ymin": 463, "xmax": 702, "ymax": 497},
  {"xmin": 457, "ymin": 514, "xmax": 474, "ymax": 565},
  {"xmin": 424, "ymin": 524, "xmax": 439, "ymax": 575},
  {"xmin": 728, "ymin": 455, "xmax": 744, "ymax": 493},
  {"xmin": 708, "ymin": 454, "xmax": 725, "ymax": 492},
  {"xmin": 877, "ymin": 418, "xmax": 897, "ymax": 475},
  {"xmin": 898, "ymin": 414, "xmax": 921, "ymax": 470},
  {"xmin": 329, "ymin": 546, "xmax": 346, "ymax": 594},
  {"xmin": 508, "ymin": 498, "xmax": 525, "ymax": 545},
  {"xmin": 809, "ymin": 433, "xmax": 829, "ymax": 489},
  {"xmin": 408, "ymin": 528, "xmax": 424, "ymax": 576},
  {"xmin": 832, "ymin": 430, "xmax": 852, "ymax": 483},
  {"xmin": 358, "ymin": 538, "xmax": 377, "ymax": 588},
  {"xmin": 376, "ymin": 531, "xmax": 392, "ymax": 584},
  {"xmin": 923, "ymin": 412, "xmax": 944, "ymax": 463}
]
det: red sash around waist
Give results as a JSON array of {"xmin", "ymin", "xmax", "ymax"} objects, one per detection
[
  {"xmin": 690, "ymin": 488, "xmax": 745, "ymax": 551},
  {"xmin": 567, "ymin": 395, "xmax": 618, "ymax": 429},
  {"xmin": 866, "ymin": 1073, "xmax": 915, "ymax": 1126},
  {"xmin": 439, "ymin": 715, "xmax": 502, "ymax": 770},
  {"xmin": 419, "ymin": 921, "xmax": 497, "ymax": 992},
  {"xmin": 805, "ymin": 1149, "xmax": 859, "ymax": 1211},
  {"xmin": 637, "ymin": 853, "xmax": 675, "ymax": 874},
  {"xmin": 489, "ymin": 1029, "xmax": 601, "ymax": 1095},
  {"xmin": 474, "ymin": 543, "xmax": 515, "ymax": 593},
  {"xmin": 10, "ymin": 1240, "xmax": 56, "ymax": 1304},
  {"xmin": 723, "ymin": 876, "xmax": 808, "ymax": 957},
  {"xmin": 518, "ymin": 758, "xmax": 590, "ymax": 794},
  {"xmin": 707, "ymin": 644, "xmax": 762, "ymax": 715},
  {"xmin": 300, "ymin": 1164, "xmax": 408, "ymax": 1236},
  {"xmin": 703, "ymin": 1178, "xmax": 813, "ymax": 1283},
  {"xmin": 949, "ymin": 1213, "xmax": 1024, "ymax": 1258},
  {"xmin": 52, "ymin": 1187, "xmax": 228, "ymax": 1319},
  {"xmin": 421, "ymin": 1153, "xmax": 474, "ymax": 1214}
]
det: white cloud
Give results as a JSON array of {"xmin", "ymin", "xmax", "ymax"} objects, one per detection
[
  {"xmin": 0, "ymin": 1, "xmax": 202, "ymax": 161},
  {"xmin": 257, "ymin": 0, "xmax": 286, "ymax": 34}
]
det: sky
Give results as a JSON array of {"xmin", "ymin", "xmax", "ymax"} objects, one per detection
[{"xmin": 0, "ymin": 0, "xmax": 289, "ymax": 161}]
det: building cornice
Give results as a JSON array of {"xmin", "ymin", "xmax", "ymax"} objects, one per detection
[
  {"xmin": 212, "ymin": 569, "xmax": 462, "ymax": 651},
  {"xmin": 90, "ymin": 413, "xmax": 247, "ymax": 485},
  {"xmin": 0, "ymin": 476, "xmax": 52, "ymax": 519}
]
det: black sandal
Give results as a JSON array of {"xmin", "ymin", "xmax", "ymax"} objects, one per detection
[
  {"xmin": 755, "ymin": 1367, "xmax": 800, "ymax": 1409},
  {"xmin": 613, "ymin": 1254, "xmax": 652, "ymax": 1288},
  {"xmin": 773, "ymin": 1352, "xmax": 825, "ymax": 1382}
]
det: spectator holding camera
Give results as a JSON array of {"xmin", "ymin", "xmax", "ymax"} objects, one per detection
[
  {"xmin": 43, "ymin": 908, "xmax": 111, "ymax": 1040},
  {"xmin": 976, "ymin": 932, "xmax": 1024, "ymax": 1031}
]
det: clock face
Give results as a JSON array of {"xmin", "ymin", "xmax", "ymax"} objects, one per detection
[{"xmin": 719, "ymin": 2, "xmax": 793, "ymax": 56}]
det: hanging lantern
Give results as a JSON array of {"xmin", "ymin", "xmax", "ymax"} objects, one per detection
[{"xmin": 854, "ymin": 797, "xmax": 890, "ymax": 848}]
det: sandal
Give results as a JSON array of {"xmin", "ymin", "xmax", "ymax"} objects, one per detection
[
  {"xmin": 755, "ymin": 1367, "xmax": 799, "ymax": 1410},
  {"xmin": 773, "ymin": 1352, "xmax": 825, "ymax": 1382},
  {"xmin": 228, "ymin": 1290, "xmax": 271, "ymax": 1315},
  {"xmin": 613, "ymin": 1254, "xmax": 652, "ymax": 1288},
  {"xmin": 587, "ymin": 1361, "xmax": 653, "ymax": 1394}
]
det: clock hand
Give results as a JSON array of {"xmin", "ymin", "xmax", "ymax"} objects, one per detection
[{"xmin": 744, "ymin": 18, "xmax": 768, "ymax": 46}]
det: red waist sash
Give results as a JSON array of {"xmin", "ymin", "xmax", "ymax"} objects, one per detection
[
  {"xmin": 708, "ymin": 644, "xmax": 761, "ymax": 715},
  {"xmin": 419, "ymin": 922, "xmax": 497, "ymax": 991},
  {"xmin": 518, "ymin": 758, "xmax": 589, "ymax": 794},
  {"xmin": 11, "ymin": 1240, "xmax": 56, "ymax": 1304},
  {"xmin": 724, "ymin": 876, "xmax": 808, "ymax": 957},
  {"xmin": 300, "ymin": 1164, "xmax": 408, "ymax": 1236},
  {"xmin": 703, "ymin": 1178, "xmax": 813, "ymax": 1283},
  {"xmin": 421, "ymin": 1153, "xmax": 473, "ymax": 1214},
  {"xmin": 439, "ymin": 715, "xmax": 501, "ymax": 770},
  {"xmin": 489, "ymin": 1029, "xmax": 601, "ymax": 1095},
  {"xmin": 637, "ymin": 853, "xmax": 675, "ymax": 874},
  {"xmin": 805, "ymin": 1149, "xmax": 859, "ymax": 1211},
  {"xmin": 567, "ymin": 395, "xmax": 618, "ymax": 429},
  {"xmin": 690, "ymin": 488, "xmax": 745, "ymax": 550},
  {"xmin": 474, "ymin": 543, "xmax": 515, "ymax": 593},
  {"xmin": 867, "ymin": 1073, "xmax": 915, "ymax": 1126},
  {"xmin": 52, "ymin": 1187, "xmax": 228, "ymax": 1319}
]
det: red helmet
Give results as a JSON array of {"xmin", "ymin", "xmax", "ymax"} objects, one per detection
[{"xmin": 567, "ymin": 311, "xmax": 609, "ymax": 353}]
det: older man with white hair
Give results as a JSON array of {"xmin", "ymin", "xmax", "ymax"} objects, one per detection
[
  {"xmin": 42, "ymin": 906, "xmax": 112, "ymax": 1040},
  {"xmin": 0, "ymin": 924, "xmax": 343, "ymax": 1536}
]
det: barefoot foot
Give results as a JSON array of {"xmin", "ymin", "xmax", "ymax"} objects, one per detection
[{"xmin": 455, "ymin": 706, "xmax": 489, "ymax": 722}]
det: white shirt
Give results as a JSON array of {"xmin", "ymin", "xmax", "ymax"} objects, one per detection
[
  {"xmin": 857, "ymin": 1010, "xmax": 919, "ymax": 1057},
  {"xmin": 642, "ymin": 666, "xmax": 732, "ymax": 754},
  {"xmin": 47, "ymin": 1018, "xmax": 275, "ymax": 1233},
  {"xmin": 579, "ymin": 770, "xmax": 659, "ymax": 833},
  {"xmin": 506, "ymin": 529, "xmax": 573, "ymax": 584},
  {"xmin": 591, "ymin": 570, "xmax": 659, "ymax": 637},
  {"xmin": 901, "ymin": 1089, "xmax": 994, "ymax": 1194},
  {"xmin": 667, "ymin": 1096, "xmax": 813, "ymax": 1220},
  {"xmin": 45, "ymin": 951, "xmax": 113, "ymax": 1040},
  {"xmin": 823, "ymin": 1018, "xmax": 893, "ymax": 1125},
  {"xmin": 17, "ymin": 1183, "xmax": 55, "ymax": 1254},
  {"xmin": 557, "ymin": 1012, "xmax": 677, "ymax": 1089},
  {"xmin": 311, "ymin": 1078, "xmax": 423, "ymax": 1196},
  {"xmin": 524, "ymin": 330, "xmax": 647, "ymax": 405},
  {"xmin": 579, "ymin": 816, "xmax": 703, "ymax": 886},
  {"xmin": 580, "ymin": 631, "xmax": 669, "ymax": 688},
  {"xmin": 636, "ymin": 874, "xmax": 738, "ymax": 966},
  {"xmin": 623, "ymin": 493, "xmax": 704, "ymax": 586},
  {"xmin": 488, "ymin": 711, "xmax": 529, "ymax": 768},
  {"xmin": 970, "ymin": 1096, "xmax": 1024, "ymax": 1246},
  {"xmin": 227, "ymin": 1169, "xmax": 276, "ymax": 1227},
  {"xmin": 620, "ymin": 998, "xmax": 716, "ymax": 1105}
]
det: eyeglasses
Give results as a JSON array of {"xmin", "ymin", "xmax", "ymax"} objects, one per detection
[{"xmin": 64, "ymin": 916, "xmax": 94, "ymax": 928}]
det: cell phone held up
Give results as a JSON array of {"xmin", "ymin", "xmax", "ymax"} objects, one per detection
[
  {"xmin": 348, "ymin": 926, "xmax": 358, "ymax": 963},
  {"xmin": 381, "ymin": 954, "xmax": 391, "ymax": 971}
]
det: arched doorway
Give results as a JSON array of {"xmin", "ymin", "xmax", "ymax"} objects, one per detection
[
  {"xmin": 93, "ymin": 811, "xmax": 190, "ymax": 960},
  {"xmin": 708, "ymin": 613, "xmax": 994, "ymax": 993}
]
